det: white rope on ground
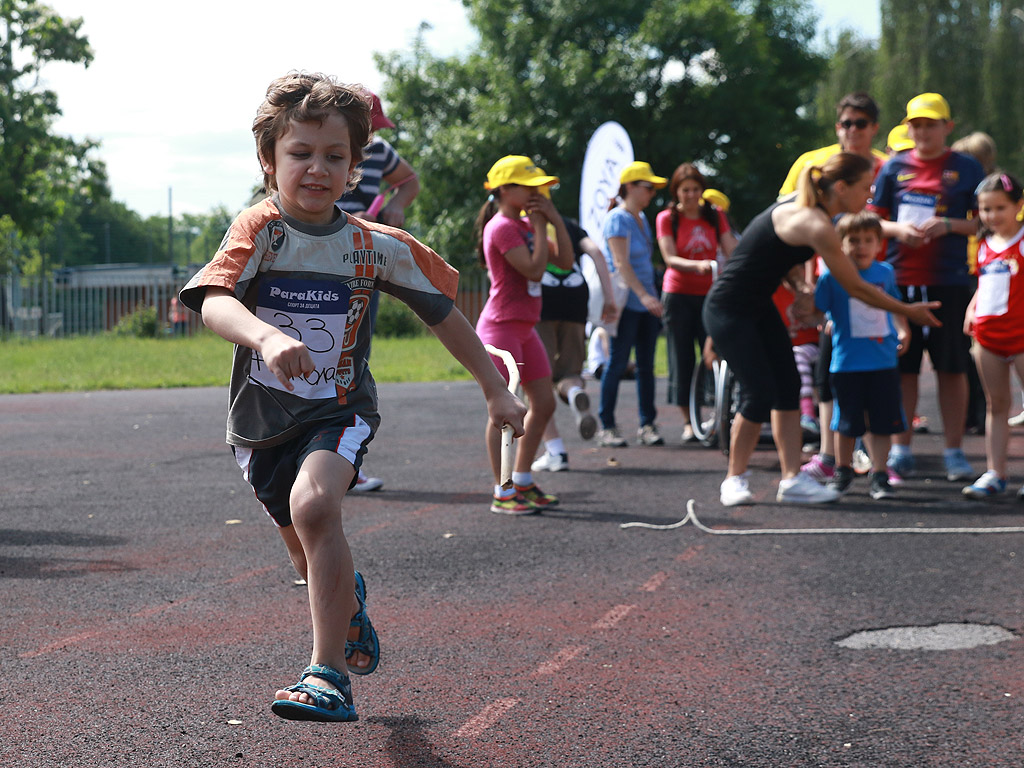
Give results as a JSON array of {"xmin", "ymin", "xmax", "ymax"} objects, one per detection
[{"xmin": 620, "ymin": 499, "xmax": 1024, "ymax": 535}]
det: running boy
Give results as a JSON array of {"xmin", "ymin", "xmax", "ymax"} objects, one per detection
[
  {"xmin": 179, "ymin": 73, "xmax": 525, "ymax": 722},
  {"xmin": 815, "ymin": 211, "xmax": 909, "ymax": 500}
]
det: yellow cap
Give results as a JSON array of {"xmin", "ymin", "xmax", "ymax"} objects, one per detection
[
  {"xmin": 702, "ymin": 188, "xmax": 730, "ymax": 211},
  {"xmin": 886, "ymin": 124, "xmax": 914, "ymax": 152},
  {"xmin": 904, "ymin": 92, "xmax": 951, "ymax": 122},
  {"xmin": 619, "ymin": 161, "xmax": 667, "ymax": 188},
  {"xmin": 484, "ymin": 155, "xmax": 558, "ymax": 190}
]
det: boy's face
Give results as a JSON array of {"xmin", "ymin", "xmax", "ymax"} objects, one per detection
[
  {"xmin": 841, "ymin": 229, "xmax": 881, "ymax": 270},
  {"xmin": 835, "ymin": 107, "xmax": 879, "ymax": 156},
  {"xmin": 262, "ymin": 114, "xmax": 353, "ymax": 225},
  {"xmin": 907, "ymin": 117, "xmax": 954, "ymax": 160}
]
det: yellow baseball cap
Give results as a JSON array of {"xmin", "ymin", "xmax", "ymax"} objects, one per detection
[
  {"xmin": 484, "ymin": 155, "xmax": 559, "ymax": 190},
  {"xmin": 619, "ymin": 161, "xmax": 668, "ymax": 188},
  {"xmin": 702, "ymin": 188, "xmax": 730, "ymax": 211},
  {"xmin": 904, "ymin": 92, "xmax": 951, "ymax": 122},
  {"xmin": 887, "ymin": 124, "xmax": 914, "ymax": 152}
]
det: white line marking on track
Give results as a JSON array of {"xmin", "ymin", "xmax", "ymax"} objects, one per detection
[
  {"xmin": 639, "ymin": 571, "xmax": 668, "ymax": 592},
  {"xmin": 593, "ymin": 604, "xmax": 636, "ymax": 629},
  {"xmin": 532, "ymin": 645, "xmax": 588, "ymax": 676},
  {"xmin": 453, "ymin": 698, "xmax": 520, "ymax": 738}
]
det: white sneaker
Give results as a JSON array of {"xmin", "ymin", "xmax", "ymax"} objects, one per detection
[
  {"xmin": 351, "ymin": 470, "xmax": 383, "ymax": 492},
  {"xmin": 531, "ymin": 451, "xmax": 569, "ymax": 472},
  {"xmin": 720, "ymin": 473, "xmax": 753, "ymax": 506},
  {"xmin": 777, "ymin": 471, "xmax": 840, "ymax": 504}
]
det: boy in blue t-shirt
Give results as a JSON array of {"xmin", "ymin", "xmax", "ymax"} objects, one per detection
[{"xmin": 815, "ymin": 211, "xmax": 909, "ymax": 499}]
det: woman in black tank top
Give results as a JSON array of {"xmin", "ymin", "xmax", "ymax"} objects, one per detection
[{"xmin": 703, "ymin": 153, "xmax": 941, "ymax": 508}]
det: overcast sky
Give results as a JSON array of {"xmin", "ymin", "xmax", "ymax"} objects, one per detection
[{"xmin": 40, "ymin": 0, "xmax": 879, "ymax": 219}]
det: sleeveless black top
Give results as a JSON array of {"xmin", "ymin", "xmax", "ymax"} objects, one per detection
[{"xmin": 705, "ymin": 202, "xmax": 815, "ymax": 310}]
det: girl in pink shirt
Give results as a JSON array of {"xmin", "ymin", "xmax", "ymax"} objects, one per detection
[{"xmin": 473, "ymin": 155, "xmax": 574, "ymax": 514}]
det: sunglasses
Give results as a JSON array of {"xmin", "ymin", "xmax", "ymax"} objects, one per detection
[
  {"xmin": 632, "ymin": 182, "xmax": 655, "ymax": 190},
  {"xmin": 839, "ymin": 118, "xmax": 873, "ymax": 130}
]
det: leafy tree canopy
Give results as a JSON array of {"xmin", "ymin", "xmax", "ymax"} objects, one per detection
[{"xmin": 377, "ymin": 0, "xmax": 825, "ymax": 267}]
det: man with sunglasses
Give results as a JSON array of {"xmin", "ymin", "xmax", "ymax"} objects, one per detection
[{"xmin": 779, "ymin": 92, "xmax": 888, "ymax": 198}]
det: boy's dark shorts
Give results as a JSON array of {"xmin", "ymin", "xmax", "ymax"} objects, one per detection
[
  {"xmin": 829, "ymin": 368, "xmax": 907, "ymax": 437},
  {"xmin": 231, "ymin": 414, "xmax": 373, "ymax": 528},
  {"xmin": 898, "ymin": 284, "xmax": 971, "ymax": 374}
]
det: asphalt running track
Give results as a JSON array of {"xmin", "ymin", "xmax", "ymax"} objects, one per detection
[{"xmin": 1, "ymin": 377, "xmax": 1023, "ymax": 767}]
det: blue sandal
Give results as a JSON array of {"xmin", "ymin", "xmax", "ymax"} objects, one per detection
[
  {"xmin": 271, "ymin": 663, "xmax": 358, "ymax": 722},
  {"xmin": 345, "ymin": 570, "xmax": 380, "ymax": 676}
]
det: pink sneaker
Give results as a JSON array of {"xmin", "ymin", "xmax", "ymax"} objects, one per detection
[
  {"xmin": 886, "ymin": 467, "xmax": 904, "ymax": 486},
  {"xmin": 800, "ymin": 454, "xmax": 835, "ymax": 482}
]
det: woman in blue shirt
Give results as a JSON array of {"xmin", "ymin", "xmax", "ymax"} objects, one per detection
[{"xmin": 597, "ymin": 161, "xmax": 667, "ymax": 447}]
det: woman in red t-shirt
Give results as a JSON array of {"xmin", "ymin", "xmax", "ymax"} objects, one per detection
[{"xmin": 655, "ymin": 164, "xmax": 737, "ymax": 441}]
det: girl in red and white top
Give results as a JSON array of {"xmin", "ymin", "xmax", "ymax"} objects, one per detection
[
  {"xmin": 655, "ymin": 164, "xmax": 737, "ymax": 441},
  {"xmin": 474, "ymin": 155, "xmax": 574, "ymax": 514},
  {"xmin": 962, "ymin": 172, "xmax": 1024, "ymax": 499}
]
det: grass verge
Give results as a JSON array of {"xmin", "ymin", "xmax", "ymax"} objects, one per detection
[{"xmin": 0, "ymin": 332, "xmax": 667, "ymax": 394}]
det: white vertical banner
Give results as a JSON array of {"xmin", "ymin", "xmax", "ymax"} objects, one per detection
[
  {"xmin": 579, "ymin": 121, "xmax": 633, "ymax": 329},
  {"xmin": 579, "ymin": 121, "xmax": 634, "ymax": 243}
]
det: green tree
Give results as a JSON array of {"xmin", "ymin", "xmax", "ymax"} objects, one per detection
[
  {"xmin": 377, "ymin": 0, "xmax": 824, "ymax": 267},
  {"xmin": 810, "ymin": 29, "xmax": 879, "ymax": 145},
  {"xmin": 0, "ymin": 0, "xmax": 106, "ymax": 273}
]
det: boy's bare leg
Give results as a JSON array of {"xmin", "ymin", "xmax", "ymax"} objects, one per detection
[
  {"xmin": 866, "ymin": 433, "xmax": 890, "ymax": 474},
  {"xmin": 834, "ymin": 433, "xmax": 855, "ymax": 468},
  {"xmin": 274, "ymin": 451, "xmax": 363, "ymax": 704}
]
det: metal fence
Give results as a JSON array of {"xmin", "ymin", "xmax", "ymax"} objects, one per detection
[{"xmin": 1, "ymin": 266, "xmax": 491, "ymax": 340}]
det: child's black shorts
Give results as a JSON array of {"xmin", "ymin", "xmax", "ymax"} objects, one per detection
[
  {"xmin": 231, "ymin": 414, "xmax": 373, "ymax": 527},
  {"xmin": 829, "ymin": 368, "xmax": 907, "ymax": 437}
]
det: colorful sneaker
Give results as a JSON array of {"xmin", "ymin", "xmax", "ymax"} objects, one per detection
[
  {"xmin": 799, "ymin": 414, "xmax": 820, "ymax": 435},
  {"xmin": 826, "ymin": 466, "xmax": 855, "ymax": 495},
  {"xmin": 514, "ymin": 483, "xmax": 559, "ymax": 508},
  {"xmin": 720, "ymin": 473, "xmax": 753, "ymax": 507},
  {"xmin": 569, "ymin": 390, "xmax": 598, "ymax": 441},
  {"xmin": 912, "ymin": 414, "xmax": 929, "ymax": 433},
  {"xmin": 777, "ymin": 471, "xmax": 841, "ymax": 504},
  {"xmin": 887, "ymin": 451, "xmax": 915, "ymax": 479},
  {"xmin": 886, "ymin": 467, "xmax": 905, "ymax": 486},
  {"xmin": 531, "ymin": 451, "xmax": 569, "ymax": 472},
  {"xmin": 944, "ymin": 448, "xmax": 974, "ymax": 482},
  {"xmin": 490, "ymin": 493, "xmax": 538, "ymax": 515},
  {"xmin": 800, "ymin": 454, "xmax": 835, "ymax": 482},
  {"xmin": 852, "ymin": 448, "xmax": 872, "ymax": 475},
  {"xmin": 351, "ymin": 470, "xmax": 383, "ymax": 492},
  {"xmin": 637, "ymin": 424, "xmax": 665, "ymax": 446},
  {"xmin": 597, "ymin": 428, "xmax": 628, "ymax": 448},
  {"xmin": 962, "ymin": 470, "xmax": 1007, "ymax": 499},
  {"xmin": 869, "ymin": 471, "xmax": 897, "ymax": 500}
]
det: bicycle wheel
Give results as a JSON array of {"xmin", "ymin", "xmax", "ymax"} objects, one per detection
[
  {"xmin": 689, "ymin": 355, "xmax": 719, "ymax": 447},
  {"xmin": 716, "ymin": 362, "xmax": 739, "ymax": 455}
]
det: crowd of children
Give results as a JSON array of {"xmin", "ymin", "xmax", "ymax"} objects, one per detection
[{"xmin": 181, "ymin": 75, "xmax": 1024, "ymax": 723}]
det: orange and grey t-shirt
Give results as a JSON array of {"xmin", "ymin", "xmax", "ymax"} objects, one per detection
[{"xmin": 180, "ymin": 197, "xmax": 457, "ymax": 448}]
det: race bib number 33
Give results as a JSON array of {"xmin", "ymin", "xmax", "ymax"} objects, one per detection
[{"xmin": 250, "ymin": 278, "xmax": 351, "ymax": 399}]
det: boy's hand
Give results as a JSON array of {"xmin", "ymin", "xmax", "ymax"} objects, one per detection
[
  {"xmin": 897, "ymin": 328, "xmax": 911, "ymax": 357},
  {"xmin": 260, "ymin": 332, "xmax": 315, "ymax": 392},
  {"xmin": 488, "ymin": 389, "xmax": 527, "ymax": 438},
  {"xmin": 906, "ymin": 301, "xmax": 942, "ymax": 328},
  {"xmin": 894, "ymin": 221, "xmax": 926, "ymax": 248}
]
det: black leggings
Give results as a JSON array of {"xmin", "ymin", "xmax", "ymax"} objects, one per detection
[
  {"xmin": 662, "ymin": 292, "xmax": 707, "ymax": 406},
  {"xmin": 702, "ymin": 299, "xmax": 800, "ymax": 423}
]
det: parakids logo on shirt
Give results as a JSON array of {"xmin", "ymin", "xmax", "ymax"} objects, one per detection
[{"xmin": 259, "ymin": 278, "xmax": 347, "ymax": 312}]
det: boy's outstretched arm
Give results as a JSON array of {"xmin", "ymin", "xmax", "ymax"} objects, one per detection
[
  {"xmin": 429, "ymin": 308, "xmax": 527, "ymax": 438},
  {"xmin": 201, "ymin": 286, "xmax": 315, "ymax": 392}
]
